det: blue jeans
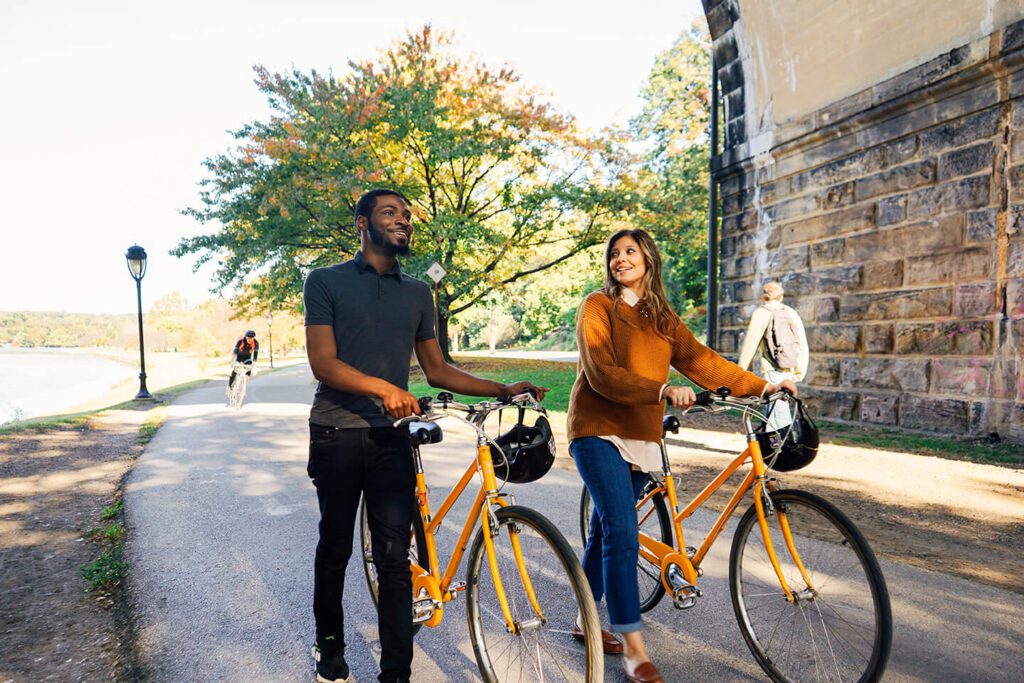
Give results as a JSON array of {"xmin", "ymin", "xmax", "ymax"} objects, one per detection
[{"xmin": 570, "ymin": 436, "xmax": 649, "ymax": 633}]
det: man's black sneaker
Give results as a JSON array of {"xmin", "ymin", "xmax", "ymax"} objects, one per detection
[{"xmin": 311, "ymin": 635, "xmax": 352, "ymax": 683}]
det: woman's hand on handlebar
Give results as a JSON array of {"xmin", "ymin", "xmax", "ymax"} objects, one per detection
[
  {"xmin": 764, "ymin": 379, "xmax": 798, "ymax": 398},
  {"xmin": 503, "ymin": 381, "xmax": 549, "ymax": 402},
  {"xmin": 663, "ymin": 385, "xmax": 697, "ymax": 408}
]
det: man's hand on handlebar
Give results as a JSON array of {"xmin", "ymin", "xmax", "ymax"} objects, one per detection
[
  {"xmin": 764, "ymin": 379, "xmax": 798, "ymax": 397},
  {"xmin": 503, "ymin": 381, "xmax": 549, "ymax": 402},
  {"xmin": 381, "ymin": 385, "xmax": 422, "ymax": 419},
  {"xmin": 663, "ymin": 385, "xmax": 697, "ymax": 409}
]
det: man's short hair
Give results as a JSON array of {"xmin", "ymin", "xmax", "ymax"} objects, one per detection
[
  {"xmin": 354, "ymin": 189, "xmax": 410, "ymax": 226},
  {"xmin": 762, "ymin": 281, "xmax": 785, "ymax": 302}
]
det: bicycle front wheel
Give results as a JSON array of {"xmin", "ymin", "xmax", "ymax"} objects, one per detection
[
  {"xmin": 467, "ymin": 505, "xmax": 602, "ymax": 683},
  {"xmin": 579, "ymin": 477, "xmax": 672, "ymax": 613},
  {"xmin": 729, "ymin": 489, "xmax": 892, "ymax": 683},
  {"xmin": 227, "ymin": 373, "xmax": 247, "ymax": 409}
]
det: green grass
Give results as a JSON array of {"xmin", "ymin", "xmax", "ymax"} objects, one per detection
[
  {"xmin": 410, "ymin": 357, "xmax": 579, "ymax": 412},
  {"xmin": 81, "ymin": 496, "xmax": 128, "ymax": 593},
  {"xmin": 822, "ymin": 421, "xmax": 1024, "ymax": 466}
]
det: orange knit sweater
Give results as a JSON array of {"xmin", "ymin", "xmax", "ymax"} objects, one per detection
[{"xmin": 567, "ymin": 291, "xmax": 768, "ymax": 443}]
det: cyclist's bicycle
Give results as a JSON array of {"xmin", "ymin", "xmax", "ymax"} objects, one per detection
[
  {"xmin": 226, "ymin": 360, "xmax": 253, "ymax": 409},
  {"xmin": 360, "ymin": 392, "xmax": 603, "ymax": 682},
  {"xmin": 578, "ymin": 389, "xmax": 892, "ymax": 683}
]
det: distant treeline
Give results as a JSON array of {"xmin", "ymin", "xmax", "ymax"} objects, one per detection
[{"xmin": 0, "ymin": 311, "xmax": 135, "ymax": 348}]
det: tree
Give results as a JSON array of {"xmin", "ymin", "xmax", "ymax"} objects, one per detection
[
  {"xmin": 175, "ymin": 26, "xmax": 631, "ymax": 359},
  {"xmin": 632, "ymin": 21, "xmax": 713, "ymax": 315}
]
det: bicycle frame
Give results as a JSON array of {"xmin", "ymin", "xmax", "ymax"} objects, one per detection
[
  {"xmin": 408, "ymin": 406, "xmax": 545, "ymax": 632},
  {"xmin": 637, "ymin": 398, "xmax": 816, "ymax": 604}
]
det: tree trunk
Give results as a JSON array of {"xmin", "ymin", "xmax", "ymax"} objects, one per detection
[{"xmin": 436, "ymin": 310, "xmax": 453, "ymax": 363}]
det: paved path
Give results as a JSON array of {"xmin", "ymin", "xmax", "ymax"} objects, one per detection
[{"xmin": 125, "ymin": 365, "xmax": 1024, "ymax": 681}]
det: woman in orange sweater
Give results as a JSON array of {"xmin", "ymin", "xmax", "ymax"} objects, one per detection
[{"xmin": 567, "ymin": 229, "xmax": 796, "ymax": 683}]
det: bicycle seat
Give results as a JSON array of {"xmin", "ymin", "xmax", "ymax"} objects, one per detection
[
  {"xmin": 662, "ymin": 415, "xmax": 680, "ymax": 434},
  {"xmin": 408, "ymin": 421, "xmax": 443, "ymax": 446}
]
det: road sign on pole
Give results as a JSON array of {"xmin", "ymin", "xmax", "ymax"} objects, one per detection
[{"xmin": 426, "ymin": 262, "xmax": 446, "ymax": 283}]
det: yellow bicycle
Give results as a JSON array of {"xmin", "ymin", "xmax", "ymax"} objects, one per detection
[
  {"xmin": 360, "ymin": 392, "xmax": 603, "ymax": 682},
  {"xmin": 579, "ymin": 389, "xmax": 892, "ymax": 682}
]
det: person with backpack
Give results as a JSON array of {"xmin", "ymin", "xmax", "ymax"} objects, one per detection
[{"xmin": 738, "ymin": 281, "xmax": 809, "ymax": 429}]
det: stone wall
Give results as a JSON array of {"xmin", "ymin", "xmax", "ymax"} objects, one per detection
[{"xmin": 704, "ymin": 2, "xmax": 1024, "ymax": 440}]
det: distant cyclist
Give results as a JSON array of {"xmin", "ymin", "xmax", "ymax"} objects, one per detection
[{"xmin": 228, "ymin": 330, "xmax": 259, "ymax": 389}]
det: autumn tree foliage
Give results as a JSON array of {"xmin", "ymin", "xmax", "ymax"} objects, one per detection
[
  {"xmin": 175, "ymin": 26, "xmax": 631, "ymax": 357},
  {"xmin": 632, "ymin": 21, "xmax": 714, "ymax": 315}
]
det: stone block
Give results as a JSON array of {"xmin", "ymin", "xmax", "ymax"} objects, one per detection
[
  {"xmin": 722, "ymin": 187, "xmax": 752, "ymax": 217},
  {"xmin": 805, "ymin": 357, "xmax": 840, "ymax": 386},
  {"xmin": 932, "ymin": 359, "xmax": 992, "ymax": 395},
  {"xmin": 807, "ymin": 325, "xmax": 859, "ymax": 353},
  {"xmin": 779, "ymin": 272, "xmax": 817, "ymax": 298},
  {"xmin": 855, "ymin": 102, "xmax": 938, "ymax": 151},
  {"xmin": 1010, "ymin": 165, "xmax": 1024, "ymax": 202},
  {"xmin": 720, "ymin": 235, "xmax": 736, "ymax": 258},
  {"xmin": 877, "ymin": 195, "xmax": 907, "ymax": 226},
  {"xmin": 904, "ymin": 246, "xmax": 993, "ymax": 286},
  {"xmin": 862, "ymin": 261, "xmax": 904, "ymax": 290},
  {"xmin": 726, "ymin": 116, "xmax": 746, "ymax": 146},
  {"xmin": 811, "ymin": 238, "xmax": 845, "ymax": 267},
  {"xmin": 1009, "ymin": 239, "xmax": 1024, "ymax": 277},
  {"xmin": 894, "ymin": 320, "xmax": 994, "ymax": 355},
  {"xmin": 841, "ymin": 287, "xmax": 953, "ymax": 322},
  {"xmin": 792, "ymin": 298, "xmax": 818, "ymax": 322},
  {"xmin": 815, "ymin": 265, "xmax": 864, "ymax": 293},
  {"xmin": 841, "ymin": 358, "xmax": 929, "ymax": 392},
  {"xmin": 705, "ymin": 0, "xmax": 738, "ymax": 37},
  {"xmin": 854, "ymin": 160, "xmax": 935, "ymax": 202},
  {"xmin": 717, "ymin": 330, "xmax": 739, "ymax": 354},
  {"xmin": 781, "ymin": 204, "xmax": 875, "ymax": 244},
  {"xmin": 918, "ymin": 107, "xmax": 1001, "ymax": 156},
  {"xmin": 885, "ymin": 137, "xmax": 919, "ymax": 166},
  {"xmin": 956, "ymin": 282, "xmax": 999, "ymax": 317},
  {"xmin": 764, "ymin": 194, "xmax": 820, "ymax": 224},
  {"xmin": 860, "ymin": 394, "xmax": 898, "ymax": 425},
  {"xmin": 1008, "ymin": 278, "xmax": 1024, "ymax": 317},
  {"xmin": 713, "ymin": 34, "xmax": 739, "ymax": 66},
  {"xmin": 721, "ymin": 255, "xmax": 756, "ymax": 279},
  {"xmin": 789, "ymin": 148, "xmax": 886, "ymax": 195},
  {"xmin": 938, "ymin": 142, "xmax": 994, "ymax": 181},
  {"xmin": 815, "ymin": 297, "xmax": 840, "ymax": 323},
  {"xmin": 906, "ymin": 175, "xmax": 990, "ymax": 219},
  {"xmin": 1002, "ymin": 17, "xmax": 1024, "ymax": 53},
  {"xmin": 819, "ymin": 182, "xmax": 854, "ymax": 210},
  {"xmin": 844, "ymin": 215, "xmax": 963, "ymax": 261},
  {"xmin": 721, "ymin": 209, "xmax": 758, "ymax": 235},
  {"xmin": 719, "ymin": 305, "xmax": 742, "ymax": 328},
  {"xmin": 763, "ymin": 245, "xmax": 809, "ymax": 272},
  {"xmin": 758, "ymin": 178, "xmax": 790, "ymax": 206},
  {"xmin": 803, "ymin": 388, "xmax": 859, "ymax": 421},
  {"xmin": 1011, "ymin": 205, "xmax": 1024, "ymax": 236},
  {"xmin": 967, "ymin": 208, "xmax": 997, "ymax": 242},
  {"xmin": 899, "ymin": 394, "xmax": 971, "ymax": 434},
  {"xmin": 863, "ymin": 324, "xmax": 894, "ymax": 353},
  {"xmin": 990, "ymin": 360, "xmax": 1022, "ymax": 400}
]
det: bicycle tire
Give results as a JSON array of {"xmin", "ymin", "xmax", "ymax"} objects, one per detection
[
  {"xmin": 466, "ymin": 505, "xmax": 602, "ymax": 683},
  {"xmin": 227, "ymin": 371, "xmax": 247, "ymax": 409},
  {"xmin": 579, "ymin": 477, "xmax": 672, "ymax": 613},
  {"xmin": 358, "ymin": 497, "xmax": 429, "ymax": 634},
  {"xmin": 729, "ymin": 489, "xmax": 892, "ymax": 683}
]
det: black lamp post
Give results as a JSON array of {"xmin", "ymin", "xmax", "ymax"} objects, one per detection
[
  {"xmin": 266, "ymin": 311, "xmax": 275, "ymax": 368},
  {"xmin": 125, "ymin": 244, "xmax": 151, "ymax": 399}
]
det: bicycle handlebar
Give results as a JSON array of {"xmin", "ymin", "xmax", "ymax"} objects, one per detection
[{"xmin": 392, "ymin": 391, "xmax": 544, "ymax": 428}]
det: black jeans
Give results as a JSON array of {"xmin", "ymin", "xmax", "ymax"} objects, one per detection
[{"xmin": 307, "ymin": 424, "xmax": 416, "ymax": 683}]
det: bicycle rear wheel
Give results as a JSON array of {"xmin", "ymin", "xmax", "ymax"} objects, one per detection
[
  {"xmin": 579, "ymin": 477, "xmax": 672, "ymax": 613},
  {"xmin": 358, "ymin": 497, "xmax": 429, "ymax": 634},
  {"xmin": 467, "ymin": 505, "xmax": 602, "ymax": 683},
  {"xmin": 729, "ymin": 489, "xmax": 892, "ymax": 683}
]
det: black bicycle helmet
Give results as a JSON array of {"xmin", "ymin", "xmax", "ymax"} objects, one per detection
[
  {"xmin": 490, "ymin": 413, "xmax": 555, "ymax": 484},
  {"xmin": 755, "ymin": 398, "xmax": 820, "ymax": 472},
  {"xmin": 245, "ymin": 330, "xmax": 256, "ymax": 337}
]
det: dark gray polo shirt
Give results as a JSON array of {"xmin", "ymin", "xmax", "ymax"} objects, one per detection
[{"xmin": 303, "ymin": 251, "xmax": 436, "ymax": 428}]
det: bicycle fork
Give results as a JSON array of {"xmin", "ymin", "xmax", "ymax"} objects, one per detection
[{"xmin": 476, "ymin": 438, "xmax": 546, "ymax": 634}]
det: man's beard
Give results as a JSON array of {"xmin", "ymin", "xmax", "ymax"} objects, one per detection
[{"xmin": 367, "ymin": 217, "xmax": 411, "ymax": 256}]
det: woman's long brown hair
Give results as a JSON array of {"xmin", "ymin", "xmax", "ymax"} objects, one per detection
[{"xmin": 603, "ymin": 228, "xmax": 678, "ymax": 340}]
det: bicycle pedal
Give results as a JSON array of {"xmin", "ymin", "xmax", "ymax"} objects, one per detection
[
  {"xmin": 672, "ymin": 584, "xmax": 701, "ymax": 610},
  {"xmin": 412, "ymin": 597, "xmax": 442, "ymax": 624},
  {"xmin": 446, "ymin": 581, "xmax": 466, "ymax": 599}
]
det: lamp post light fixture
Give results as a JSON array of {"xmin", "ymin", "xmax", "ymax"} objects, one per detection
[{"xmin": 125, "ymin": 244, "xmax": 151, "ymax": 399}]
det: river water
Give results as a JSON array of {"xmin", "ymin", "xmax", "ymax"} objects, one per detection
[{"xmin": 0, "ymin": 348, "xmax": 137, "ymax": 424}]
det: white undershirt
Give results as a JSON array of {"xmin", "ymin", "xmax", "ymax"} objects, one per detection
[{"xmin": 596, "ymin": 289, "xmax": 666, "ymax": 473}]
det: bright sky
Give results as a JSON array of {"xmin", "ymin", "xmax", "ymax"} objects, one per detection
[{"xmin": 0, "ymin": 0, "xmax": 703, "ymax": 315}]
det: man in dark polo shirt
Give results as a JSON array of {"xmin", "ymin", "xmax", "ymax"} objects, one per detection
[{"xmin": 303, "ymin": 188, "xmax": 547, "ymax": 683}]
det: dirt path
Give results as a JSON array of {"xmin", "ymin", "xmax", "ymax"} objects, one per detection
[{"xmin": 0, "ymin": 408, "xmax": 154, "ymax": 682}]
